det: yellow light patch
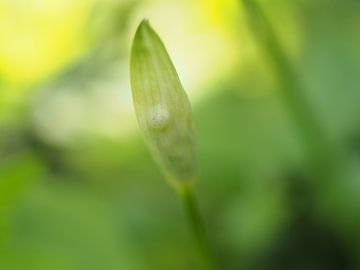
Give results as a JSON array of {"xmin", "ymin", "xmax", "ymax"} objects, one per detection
[
  {"xmin": 0, "ymin": 0, "xmax": 93, "ymax": 86},
  {"xmin": 199, "ymin": 0, "xmax": 239, "ymax": 30}
]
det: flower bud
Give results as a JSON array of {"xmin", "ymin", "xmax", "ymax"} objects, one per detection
[{"xmin": 130, "ymin": 20, "xmax": 197, "ymax": 184}]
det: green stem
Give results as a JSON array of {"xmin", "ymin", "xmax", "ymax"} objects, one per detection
[
  {"xmin": 177, "ymin": 183, "xmax": 216, "ymax": 270},
  {"xmin": 241, "ymin": 0, "xmax": 360, "ymax": 260},
  {"xmin": 241, "ymin": 0, "xmax": 344, "ymax": 183}
]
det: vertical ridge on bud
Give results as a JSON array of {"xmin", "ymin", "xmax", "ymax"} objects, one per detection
[{"xmin": 130, "ymin": 20, "xmax": 196, "ymax": 184}]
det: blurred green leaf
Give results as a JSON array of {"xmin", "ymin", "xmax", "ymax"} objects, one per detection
[{"xmin": 0, "ymin": 154, "xmax": 43, "ymax": 239}]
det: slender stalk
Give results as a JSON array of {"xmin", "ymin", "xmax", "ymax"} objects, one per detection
[
  {"xmin": 240, "ymin": 0, "xmax": 344, "ymax": 183},
  {"xmin": 176, "ymin": 183, "xmax": 216, "ymax": 270},
  {"xmin": 241, "ymin": 0, "xmax": 360, "ymax": 261}
]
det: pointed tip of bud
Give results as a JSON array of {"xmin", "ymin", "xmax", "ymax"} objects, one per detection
[
  {"xmin": 141, "ymin": 18, "xmax": 150, "ymax": 25},
  {"xmin": 136, "ymin": 18, "xmax": 151, "ymax": 35},
  {"xmin": 133, "ymin": 19, "xmax": 155, "ymax": 50}
]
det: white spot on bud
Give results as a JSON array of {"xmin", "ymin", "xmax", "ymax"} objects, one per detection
[{"xmin": 148, "ymin": 105, "xmax": 170, "ymax": 130}]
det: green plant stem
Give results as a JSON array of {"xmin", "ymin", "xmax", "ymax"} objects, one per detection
[
  {"xmin": 241, "ymin": 0, "xmax": 360, "ymax": 261},
  {"xmin": 177, "ymin": 183, "xmax": 215, "ymax": 270},
  {"xmin": 241, "ymin": 0, "xmax": 344, "ymax": 183}
]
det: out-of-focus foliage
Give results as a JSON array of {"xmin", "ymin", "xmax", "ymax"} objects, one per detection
[{"xmin": 1, "ymin": 0, "xmax": 360, "ymax": 269}]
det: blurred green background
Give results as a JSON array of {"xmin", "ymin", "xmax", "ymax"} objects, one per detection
[{"xmin": 1, "ymin": 0, "xmax": 360, "ymax": 269}]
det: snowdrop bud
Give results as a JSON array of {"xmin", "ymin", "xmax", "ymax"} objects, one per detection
[{"xmin": 130, "ymin": 20, "xmax": 197, "ymax": 184}]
